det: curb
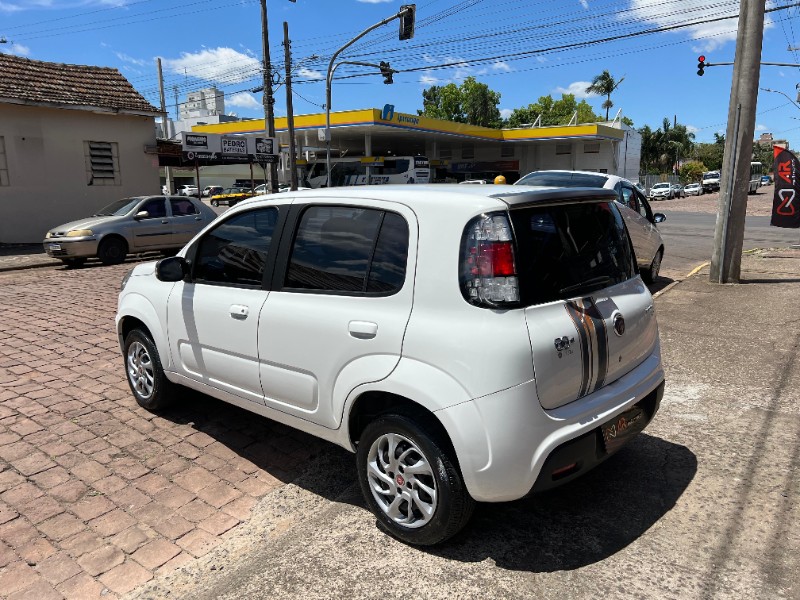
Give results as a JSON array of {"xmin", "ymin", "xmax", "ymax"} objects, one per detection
[{"xmin": 652, "ymin": 260, "xmax": 709, "ymax": 300}]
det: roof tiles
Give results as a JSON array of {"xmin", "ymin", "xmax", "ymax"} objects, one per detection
[{"xmin": 0, "ymin": 53, "xmax": 159, "ymax": 114}]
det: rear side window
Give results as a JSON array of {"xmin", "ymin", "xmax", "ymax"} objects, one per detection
[
  {"xmin": 285, "ymin": 206, "xmax": 409, "ymax": 294},
  {"xmin": 170, "ymin": 198, "xmax": 199, "ymax": 216},
  {"xmin": 516, "ymin": 172, "xmax": 608, "ymax": 188},
  {"xmin": 508, "ymin": 202, "xmax": 635, "ymax": 306},
  {"xmin": 194, "ymin": 208, "xmax": 278, "ymax": 287}
]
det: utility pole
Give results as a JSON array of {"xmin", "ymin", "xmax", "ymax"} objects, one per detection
[
  {"xmin": 260, "ymin": 0, "xmax": 279, "ymax": 194},
  {"xmin": 283, "ymin": 21, "xmax": 298, "ymax": 191},
  {"xmin": 710, "ymin": 0, "xmax": 765, "ymax": 283},
  {"xmin": 172, "ymin": 85, "xmax": 179, "ymax": 122},
  {"xmin": 157, "ymin": 58, "xmax": 173, "ymax": 195}
]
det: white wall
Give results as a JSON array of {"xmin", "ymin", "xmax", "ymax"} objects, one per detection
[{"xmin": 0, "ymin": 104, "xmax": 158, "ymax": 243}]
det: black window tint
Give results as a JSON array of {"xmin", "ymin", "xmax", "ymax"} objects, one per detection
[
  {"xmin": 141, "ymin": 198, "xmax": 167, "ymax": 219},
  {"xmin": 170, "ymin": 198, "xmax": 198, "ymax": 216},
  {"xmin": 634, "ymin": 190, "xmax": 652, "ymax": 220},
  {"xmin": 516, "ymin": 171, "xmax": 608, "ymax": 188},
  {"xmin": 286, "ymin": 206, "xmax": 383, "ymax": 292},
  {"xmin": 620, "ymin": 185, "xmax": 635, "ymax": 210},
  {"xmin": 194, "ymin": 208, "xmax": 277, "ymax": 286},
  {"xmin": 367, "ymin": 212, "xmax": 409, "ymax": 293},
  {"xmin": 508, "ymin": 202, "xmax": 635, "ymax": 306}
]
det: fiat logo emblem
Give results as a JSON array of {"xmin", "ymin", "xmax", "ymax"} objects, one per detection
[{"xmin": 613, "ymin": 313, "xmax": 625, "ymax": 336}]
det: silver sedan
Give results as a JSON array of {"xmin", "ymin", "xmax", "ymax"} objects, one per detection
[{"xmin": 43, "ymin": 195, "xmax": 217, "ymax": 267}]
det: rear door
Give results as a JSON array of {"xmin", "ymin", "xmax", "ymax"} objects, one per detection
[
  {"xmin": 169, "ymin": 197, "xmax": 210, "ymax": 246},
  {"xmin": 256, "ymin": 200, "xmax": 416, "ymax": 428},
  {"xmin": 508, "ymin": 200, "xmax": 659, "ymax": 410},
  {"xmin": 130, "ymin": 197, "xmax": 172, "ymax": 251}
]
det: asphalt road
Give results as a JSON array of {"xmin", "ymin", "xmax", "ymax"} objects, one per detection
[{"xmin": 657, "ymin": 211, "xmax": 800, "ymax": 279}]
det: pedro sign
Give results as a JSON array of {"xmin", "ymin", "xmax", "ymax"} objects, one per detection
[{"xmin": 772, "ymin": 145, "xmax": 800, "ymax": 228}]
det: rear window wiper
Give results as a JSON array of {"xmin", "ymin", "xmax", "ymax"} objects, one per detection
[{"xmin": 559, "ymin": 275, "xmax": 613, "ymax": 296}]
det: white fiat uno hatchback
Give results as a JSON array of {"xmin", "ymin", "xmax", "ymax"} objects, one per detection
[{"xmin": 116, "ymin": 185, "xmax": 664, "ymax": 545}]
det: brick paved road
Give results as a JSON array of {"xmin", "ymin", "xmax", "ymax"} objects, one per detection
[{"xmin": 0, "ymin": 262, "xmax": 323, "ymax": 599}]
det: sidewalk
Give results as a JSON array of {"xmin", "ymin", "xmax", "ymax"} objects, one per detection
[{"xmin": 0, "ymin": 245, "xmax": 61, "ymax": 272}]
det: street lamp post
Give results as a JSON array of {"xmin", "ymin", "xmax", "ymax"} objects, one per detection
[{"xmin": 325, "ymin": 6, "xmax": 414, "ymax": 187}]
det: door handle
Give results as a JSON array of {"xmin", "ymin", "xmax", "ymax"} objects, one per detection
[
  {"xmin": 161, "ymin": 219, "xmax": 169, "ymax": 224},
  {"xmin": 230, "ymin": 305, "xmax": 249, "ymax": 320},
  {"xmin": 195, "ymin": 216, "xmax": 203, "ymax": 220},
  {"xmin": 348, "ymin": 320, "xmax": 378, "ymax": 339}
]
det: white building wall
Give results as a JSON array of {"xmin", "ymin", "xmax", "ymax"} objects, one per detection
[{"xmin": 0, "ymin": 104, "xmax": 158, "ymax": 243}]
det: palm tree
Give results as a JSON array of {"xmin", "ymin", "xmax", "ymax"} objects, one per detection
[{"xmin": 585, "ymin": 70, "xmax": 625, "ymax": 121}]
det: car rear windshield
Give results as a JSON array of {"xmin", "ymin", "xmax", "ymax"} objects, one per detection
[
  {"xmin": 516, "ymin": 171, "xmax": 608, "ymax": 188},
  {"xmin": 703, "ymin": 172, "xmax": 719, "ymax": 180},
  {"xmin": 507, "ymin": 201, "xmax": 635, "ymax": 306}
]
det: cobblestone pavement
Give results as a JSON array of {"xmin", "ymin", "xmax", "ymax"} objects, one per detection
[{"xmin": 0, "ymin": 263, "xmax": 323, "ymax": 599}]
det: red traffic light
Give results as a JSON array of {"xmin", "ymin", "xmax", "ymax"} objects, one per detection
[{"xmin": 698, "ymin": 55, "xmax": 706, "ymax": 62}]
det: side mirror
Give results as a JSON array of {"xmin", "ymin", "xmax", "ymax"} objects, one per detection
[
  {"xmin": 653, "ymin": 213, "xmax": 666, "ymax": 224},
  {"xmin": 156, "ymin": 256, "xmax": 188, "ymax": 282},
  {"xmin": 134, "ymin": 210, "xmax": 150, "ymax": 220}
]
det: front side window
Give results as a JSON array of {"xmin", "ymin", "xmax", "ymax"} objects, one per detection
[
  {"xmin": 285, "ymin": 206, "xmax": 408, "ymax": 294},
  {"xmin": 140, "ymin": 198, "xmax": 167, "ymax": 219},
  {"xmin": 194, "ymin": 208, "xmax": 278, "ymax": 286},
  {"xmin": 620, "ymin": 185, "xmax": 639, "ymax": 211}
]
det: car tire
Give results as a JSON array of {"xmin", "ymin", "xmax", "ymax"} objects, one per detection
[
  {"xmin": 643, "ymin": 248, "xmax": 663, "ymax": 284},
  {"xmin": 61, "ymin": 258, "xmax": 86, "ymax": 269},
  {"xmin": 356, "ymin": 413, "xmax": 475, "ymax": 546},
  {"xmin": 123, "ymin": 328, "xmax": 174, "ymax": 411},
  {"xmin": 97, "ymin": 237, "xmax": 128, "ymax": 265}
]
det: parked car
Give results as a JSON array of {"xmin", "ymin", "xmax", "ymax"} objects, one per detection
[
  {"xmin": 458, "ymin": 179, "xmax": 490, "ymax": 184},
  {"xmin": 43, "ymin": 195, "xmax": 217, "ymax": 267},
  {"xmin": 202, "ymin": 185, "xmax": 224, "ymax": 198},
  {"xmin": 177, "ymin": 185, "xmax": 199, "ymax": 197},
  {"xmin": 514, "ymin": 170, "xmax": 667, "ymax": 283},
  {"xmin": 648, "ymin": 182, "xmax": 674, "ymax": 200},
  {"xmin": 761, "ymin": 175, "xmax": 772, "ymax": 185},
  {"xmin": 684, "ymin": 182, "xmax": 702, "ymax": 196},
  {"xmin": 210, "ymin": 187, "xmax": 255, "ymax": 207},
  {"xmin": 252, "ymin": 184, "xmax": 312, "ymax": 194},
  {"xmin": 116, "ymin": 185, "xmax": 664, "ymax": 545},
  {"xmin": 671, "ymin": 183, "xmax": 684, "ymax": 198},
  {"xmin": 702, "ymin": 171, "xmax": 721, "ymax": 193}
]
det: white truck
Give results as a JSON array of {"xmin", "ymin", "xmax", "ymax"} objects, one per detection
[{"xmin": 702, "ymin": 171, "xmax": 720, "ymax": 193}]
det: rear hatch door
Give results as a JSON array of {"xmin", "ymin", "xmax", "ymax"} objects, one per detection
[{"xmin": 507, "ymin": 197, "xmax": 658, "ymax": 410}]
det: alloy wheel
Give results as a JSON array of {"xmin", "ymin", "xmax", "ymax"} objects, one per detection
[{"xmin": 127, "ymin": 341, "xmax": 154, "ymax": 400}]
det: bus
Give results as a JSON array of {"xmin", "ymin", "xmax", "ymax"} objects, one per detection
[
  {"xmin": 306, "ymin": 156, "xmax": 430, "ymax": 188},
  {"xmin": 749, "ymin": 162, "xmax": 762, "ymax": 194}
]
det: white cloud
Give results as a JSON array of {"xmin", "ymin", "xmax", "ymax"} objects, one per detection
[
  {"xmin": 356, "ymin": 0, "xmax": 393, "ymax": 3},
  {"xmin": 115, "ymin": 52, "xmax": 147, "ymax": 67},
  {"xmin": 756, "ymin": 123, "xmax": 768, "ymax": 131},
  {"xmin": 500, "ymin": 108, "xmax": 513, "ymax": 119},
  {"xmin": 298, "ymin": 67, "xmax": 323, "ymax": 80},
  {"xmin": 227, "ymin": 92, "xmax": 261, "ymax": 110},
  {"xmin": 686, "ymin": 125, "xmax": 699, "ymax": 134},
  {"xmin": 0, "ymin": 42, "xmax": 30, "ymax": 56},
  {"xmin": 419, "ymin": 74, "xmax": 439, "ymax": 86},
  {"xmin": 627, "ymin": 0, "xmax": 771, "ymax": 52},
  {"xmin": 579, "ymin": 0, "xmax": 588, "ymax": 8},
  {"xmin": 554, "ymin": 81, "xmax": 595, "ymax": 99},
  {"xmin": 1, "ymin": 0, "xmax": 127, "ymax": 11},
  {"xmin": 163, "ymin": 47, "xmax": 261, "ymax": 84},
  {"xmin": 492, "ymin": 60, "xmax": 511, "ymax": 72}
]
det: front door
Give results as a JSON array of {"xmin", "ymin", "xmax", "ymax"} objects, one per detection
[
  {"xmin": 169, "ymin": 197, "xmax": 209, "ymax": 246},
  {"xmin": 257, "ymin": 201, "xmax": 416, "ymax": 428},
  {"xmin": 166, "ymin": 206, "xmax": 281, "ymax": 404}
]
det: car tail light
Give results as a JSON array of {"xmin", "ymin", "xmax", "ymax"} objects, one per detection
[{"xmin": 460, "ymin": 212, "xmax": 520, "ymax": 307}]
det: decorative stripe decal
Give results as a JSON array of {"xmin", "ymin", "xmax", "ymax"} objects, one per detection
[
  {"xmin": 565, "ymin": 297, "xmax": 610, "ymax": 400},
  {"xmin": 565, "ymin": 301, "xmax": 590, "ymax": 398}
]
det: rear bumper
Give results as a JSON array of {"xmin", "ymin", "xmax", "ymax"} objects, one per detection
[{"xmin": 436, "ymin": 343, "xmax": 664, "ymax": 502}]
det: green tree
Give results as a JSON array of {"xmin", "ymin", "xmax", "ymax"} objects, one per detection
[
  {"xmin": 586, "ymin": 70, "xmax": 625, "ymax": 121},
  {"xmin": 638, "ymin": 117, "xmax": 696, "ymax": 174},
  {"xmin": 752, "ymin": 144, "xmax": 774, "ymax": 174},
  {"xmin": 694, "ymin": 143, "xmax": 724, "ymax": 171},
  {"xmin": 418, "ymin": 76, "xmax": 502, "ymax": 128},
  {"xmin": 505, "ymin": 94, "xmax": 599, "ymax": 127},
  {"xmin": 680, "ymin": 160, "xmax": 706, "ymax": 183}
]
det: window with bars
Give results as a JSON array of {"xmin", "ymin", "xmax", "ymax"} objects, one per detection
[
  {"xmin": 500, "ymin": 143, "xmax": 515, "ymax": 158},
  {"xmin": 438, "ymin": 148, "xmax": 452, "ymax": 160},
  {"xmin": 461, "ymin": 144, "xmax": 475, "ymax": 159},
  {"xmin": 84, "ymin": 141, "xmax": 120, "ymax": 186},
  {"xmin": 555, "ymin": 143, "xmax": 572, "ymax": 155},
  {"xmin": 0, "ymin": 137, "xmax": 8, "ymax": 186},
  {"xmin": 584, "ymin": 142, "xmax": 600, "ymax": 154}
]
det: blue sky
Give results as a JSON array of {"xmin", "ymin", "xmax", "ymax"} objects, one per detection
[{"xmin": 3, "ymin": 0, "xmax": 800, "ymax": 146}]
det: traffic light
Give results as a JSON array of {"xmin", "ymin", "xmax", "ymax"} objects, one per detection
[
  {"xmin": 380, "ymin": 61, "xmax": 394, "ymax": 84},
  {"xmin": 697, "ymin": 55, "xmax": 707, "ymax": 76},
  {"xmin": 399, "ymin": 4, "xmax": 416, "ymax": 40}
]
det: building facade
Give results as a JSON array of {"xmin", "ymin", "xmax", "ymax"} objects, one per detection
[{"xmin": 0, "ymin": 54, "xmax": 161, "ymax": 243}]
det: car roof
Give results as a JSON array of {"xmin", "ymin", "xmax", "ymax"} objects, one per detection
[{"xmin": 232, "ymin": 184, "xmax": 618, "ymax": 214}]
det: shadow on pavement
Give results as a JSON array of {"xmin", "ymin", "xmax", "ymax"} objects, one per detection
[
  {"xmin": 742, "ymin": 277, "xmax": 800, "ymax": 284},
  {"xmin": 428, "ymin": 433, "xmax": 697, "ymax": 572},
  {"xmin": 647, "ymin": 274, "xmax": 675, "ymax": 295},
  {"xmin": 153, "ymin": 386, "xmax": 696, "ymax": 572}
]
